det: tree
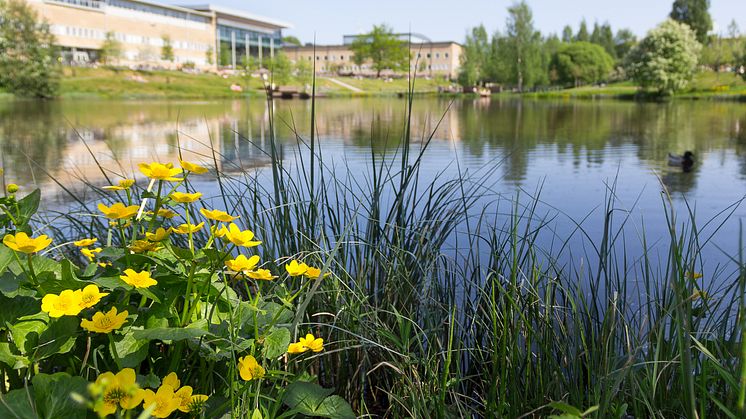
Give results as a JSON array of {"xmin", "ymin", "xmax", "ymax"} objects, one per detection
[
  {"xmin": 295, "ymin": 58, "xmax": 312, "ymax": 86},
  {"xmin": 268, "ymin": 52, "xmax": 292, "ymax": 85},
  {"xmin": 205, "ymin": 46, "xmax": 214, "ymax": 65},
  {"xmin": 497, "ymin": 1, "xmax": 544, "ymax": 91},
  {"xmin": 161, "ymin": 35, "xmax": 174, "ymax": 62},
  {"xmin": 590, "ymin": 22, "xmax": 601, "ymax": 44},
  {"xmin": 282, "ymin": 36, "xmax": 301, "ymax": 46},
  {"xmin": 349, "ymin": 24, "xmax": 410, "ymax": 77},
  {"xmin": 576, "ymin": 20, "xmax": 590, "ymax": 42},
  {"xmin": 598, "ymin": 23, "xmax": 617, "ymax": 60},
  {"xmin": 739, "ymin": 43, "xmax": 746, "ymax": 81},
  {"xmin": 670, "ymin": 0, "xmax": 712, "ymax": 44},
  {"xmin": 0, "ymin": 0, "xmax": 60, "ymax": 98},
  {"xmin": 99, "ymin": 31, "xmax": 122, "ymax": 65},
  {"xmin": 562, "ymin": 25, "xmax": 574, "ymax": 42},
  {"xmin": 550, "ymin": 41, "xmax": 614, "ymax": 86},
  {"xmin": 625, "ymin": 19, "xmax": 701, "ymax": 95},
  {"xmin": 457, "ymin": 25, "xmax": 490, "ymax": 86},
  {"xmin": 614, "ymin": 29, "xmax": 637, "ymax": 59},
  {"xmin": 727, "ymin": 19, "xmax": 740, "ymax": 38}
]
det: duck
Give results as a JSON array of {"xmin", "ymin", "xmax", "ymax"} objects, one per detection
[{"xmin": 668, "ymin": 151, "xmax": 695, "ymax": 171}]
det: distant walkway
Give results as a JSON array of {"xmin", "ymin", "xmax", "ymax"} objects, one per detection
[{"xmin": 325, "ymin": 77, "xmax": 364, "ymax": 93}]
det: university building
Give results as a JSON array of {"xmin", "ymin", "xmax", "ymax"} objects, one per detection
[
  {"xmin": 26, "ymin": 0, "xmax": 291, "ymax": 69},
  {"xmin": 284, "ymin": 35, "xmax": 463, "ymax": 79}
]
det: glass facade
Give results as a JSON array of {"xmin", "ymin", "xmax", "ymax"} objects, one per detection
[
  {"xmin": 107, "ymin": 0, "xmax": 211, "ymax": 24},
  {"xmin": 216, "ymin": 24, "xmax": 282, "ymax": 68}
]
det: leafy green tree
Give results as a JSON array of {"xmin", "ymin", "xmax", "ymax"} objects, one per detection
[
  {"xmin": 590, "ymin": 22, "xmax": 601, "ymax": 45},
  {"xmin": 550, "ymin": 41, "xmax": 614, "ymax": 86},
  {"xmin": 739, "ymin": 43, "xmax": 746, "ymax": 81},
  {"xmin": 670, "ymin": 0, "xmax": 712, "ymax": 44},
  {"xmin": 614, "ymin": 29, "xmax": 637, "ymax": 59},
  {"xmin": 160, "ymin": 35, "xmax": 174, "ymax": 62},
  {"xmin": 205, "ymin": 46, "xmax": 214, "ymax": 65},
  {"xmin": 282, "ymin": 36, "xmax": 301, "ymax": 46},
  {"xmin": 576, "ymin": 20, "xmax": 590, "ymax": 42},
  {"xmin": 268, "ymin": 52, "xmax": 292, "ymax": 85},
  {"xmin": 99, "ymin": 31, "xmax": 122, "ymax": 65},
  {"xmin": 458, "ymin": 25, "xmax": 490, "ymax": 86},
  {"xmin": 625, "ymin": 19, "xmax": 701, "ymax": 95},
  {"xmin": 495, "ymin": 1, "xmax": 544, "ymax": 90},
  {"xmin": 562, "ymin": 25, "xmax": 574, "ymax": 42},
  {"xmin": 598, "ymin": 23, "xmax": 617, "ymax": 59},
  {"xmin": 0, "ymin": 0, "xmax": 60, "ymax": 98},
  {"xmin": 350, "ymin": 24, "xmax": 410, "ymax": 77},
  {"xmin": 295, "ymin": 58, "xmax": 313, "ymax": 86}
]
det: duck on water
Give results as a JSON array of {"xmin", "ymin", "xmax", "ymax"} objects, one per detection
[{"xmin": 668, "ymin": 151, "xmax": 695, "ymax": 172}]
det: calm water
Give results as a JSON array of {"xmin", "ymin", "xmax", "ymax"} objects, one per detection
[{"xmin": 2, "ymin": 97, "xmax": 746, "ymax": 281}]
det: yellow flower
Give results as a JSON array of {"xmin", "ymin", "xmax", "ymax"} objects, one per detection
[
  {"xmin": 41, "ymin": 290, "xmax": 83, "ymax": 318},
  {"xmin": 138, "ymin": 162, "xmax": 182, "ymax": 182},
  {"xmin": 170, "ymin": 191, "xmax": 202, "ymax": 204},
  {"xmin": 145, "ymin": 227, "xmax": 170, "ymax": 242},
  {"xmin": 171, "ymin": 222, "xmax": 205, "ymax": 234},
  {"xmin": 180, "ymin": 160, "xmax": 209, "ymax": 174},
  {"xmin": 174, "ymin": 385, "xmax": 203, "ymax": 413},
  {"xmin": 90, "ymin": 368, "xmax": 144, "ymax": 417},
  {"xmin": 98, "ymin": 203, "xmax": 139, "ymax": 220},
  {"xmin": 81, "ymin": 247, "xmax": 103, "ymax": 262},
  {"xmin": 287, "ymin": 333, "xmax": 324, "ymax": 354},
  {"xmin": 81, "ymin": 307, "xmax": 128, "ymax": 333},
  {"xmin": 6, "ymin": 183, "xmax": 18, "ymax": 194},
  {"xmin": 687, "ymin": 271, "xmax": 704, "ymax": 280},
  {"xmin": 73, "ymin": 238, "xmax": 98, "ymax": 247},
  {"xmin": 162, "ymin": 372, "xmax": 181, "ymax": 389},
  {"xmin": 129, "ymin": 240, "xmax": 162, "ymax": 254},
  {"xmin": 200, "ymin": 208, "xmax": 239, "ymax": 222},
  {"xmin": 185, "ymin": 394, "xmax": 209, "ymax": 414},
  {"xmin": 78, "ymin": 284, "xmax": 109, "ymax": 309},
  {"xmin": 119, "ymin": 269, "xmax": 157, "ymax": 289},
  {"xmin": 225, "ymin": 255, "xmax": 260, "ymax": 273},
  {"xmin": 304, "ymin": 266, "xmax": 332, "ymax": 279},
  {"xmin": 155, "ymin": 208, "xmax": 177, "ymax": 219},
  {"xmin": 103, "ymin": 179, "xmax": 135, "ymax": 191},
  {"xmin": 142, "ymin": 384, "xmax": 181, "ymax": 418},
  {"xmin": 221, "ymin": 223, "xmax": 262, "ymax": 247},
  {"xmin": 3, "ymin": 232, "xmax": 52, "ymax": 254},
  {"xmin": 246, "ymin": 268, "xmax": 275, "ymax": 281},
  {"xmin": 285, "ymin": 260, "xmax": 309, "ymax": 276},
  {"xmin": 237, "ymin": 355, "xmax": 265, "ymax": 381},
  {"xmin": 211, "ymin": 225, "xmax": 227, "ymax": 238}
]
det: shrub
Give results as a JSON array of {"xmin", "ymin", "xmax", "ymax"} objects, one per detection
[{"xmin": 550, "ymin": 41, "xmax": 614, "ymax": 87}]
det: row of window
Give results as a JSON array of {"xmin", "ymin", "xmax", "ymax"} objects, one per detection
[
  {"xmin": 313, "ymin": 64, "xmax": 453, "ymax": 72},
  {"xmin": 53, "ymin": 25, "xmax": 210, "ymax": 52},
  {"xmin": 217, "ymin": 25, "xmax": 281, "ymax": 44},
  {"xmin": 303, "ymin": 52, "xmax": 451, "ymax": 62},
  {"xmin": 47, "ymin": 0, "xmax": 210, "ymax": 24},
  {"xmin": 416, "ymin": 52, "xmax": 450, "ymax": 59}
]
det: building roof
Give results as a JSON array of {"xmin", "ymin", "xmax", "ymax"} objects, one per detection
[
  {"xmin": 180, "ymin": 4, "xmax": 293, "ymax": 29},
  {"xmin": 107, "ymin": 0, "xmax": 213, "ymax": 17}
]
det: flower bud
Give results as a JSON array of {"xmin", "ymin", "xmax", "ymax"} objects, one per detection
[{"xmin": 7, "ymin": 184, "xmax": 18, "ymax": 194}]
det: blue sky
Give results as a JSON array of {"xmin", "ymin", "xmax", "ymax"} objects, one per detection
[{"xmin": 189, "ymin": 0, "xmax": 746, "ymax": 44}]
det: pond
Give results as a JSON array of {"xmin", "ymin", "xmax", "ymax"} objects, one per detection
[{"xmin": 2, "ymin": 97, "xmax": 746, "ymax": 283}]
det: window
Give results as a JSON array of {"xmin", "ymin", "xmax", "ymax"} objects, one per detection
[
  {"xmin": 426, "ymin": 53, "xmax": 431, "ymax": 58},
  {"xmin": 445, "ymin": 53, "xmax": 449, "ymax": 58},
  {"xmin": 435, "ymin": 53, "xmax": 440, "ymax": 58},
  {"xmin": 340, "ymin": 55, "xmax": 344, "ymax": 60}
]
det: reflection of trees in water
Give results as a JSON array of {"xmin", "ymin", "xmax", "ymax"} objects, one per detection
[{"xmin": 0, "ymin": 101, "xmax": 67, "ymax": 184}]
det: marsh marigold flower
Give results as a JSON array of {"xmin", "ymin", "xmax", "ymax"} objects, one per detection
[
  {"xmin": 171, "ymin": 222, "xmax": 204, "ymax": 235},
  {"xmin": 103, "ymin": 179, "xmax": 135, "ymax": 191},
  {"xmin": 81, "ymin": 247, "xmax": 103, "ymax": 261},
  {"xmin": 225, "ymin": 255, "xmax": 260, "ymax": 273},
  {"xmin": 145, "ymin": 227, "xmax": 170, "ymax": 242},
  {"xmin": 237, "ymin": 355, "xmax": 265, "ymax": 381},
  {"xmin": 89, "ymin": 368, "xmax": 144, "ymax": 417},
  {"xmin": 77, "ymin": 284, "xmax": 109, "ymax": 309},
  {"xmin": 138, "ymin": 162, "xmax": 182, "ymax": 182},
  {"xmin": 179, "ymin": 160, "xmax": 209, "ymax": 174},
  {"xmin": 120, "ymin": 269, "xmax": 157, "ymax": 289},
  {"xmin": 142, "ymin": 384, "xmax": 181, "ymax": 418},
  {"xmin": 220, "ymin": 223, "xmax": 261, "ymax": 247},
  {"xmin": 81, "ymin": 307, "xmax": 128, "ymax": 333},
  {"xmin": 98, "ymin": 203, "xmax": 139, "ymax": 220},
  {"xmin": 73, "ymin": 237, "xmax": 97, "ymax": 247},
  {"xmin": 200, "ymin": 208, "xmax": 238, "ymax": 222},
  {"xmin": 247, "ymin": 268, "xmax": 275, "ymax": 281},
  {"xmin": 287, "ymin": 333, "xmax": 324, "ymax": 354},
  {"xmin": 3, "ymin": 232, "xmax": 52, "ymax": 254},
  {"xmin": 6, "ymin": 183, "xmax": 18, "ymax": 194},
  {"xmin": 285, "ymin": 260, "xmax": 309, "ymax": 276},
  {"xmin": 170, "ymin": 191, "xmax": 202, "ymax": 204},
  {"xmin": 304, "ymin": 266, "xmax": 331, "ymax": 279},
  {"xmin": 129, "ymin": 240, "xmax": 162, "ymax": 254},
  {"xmin": 154, "ymin": 208, "xmax": 177, "ymax": 219},
  {"xmin": 41, "ymin": 290, "xmax": 83, "ymax": 318}
]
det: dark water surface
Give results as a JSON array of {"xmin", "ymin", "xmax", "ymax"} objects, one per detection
[{"xmin": 2, "ymin": 97, "xmax": 746, "ymax": 284}]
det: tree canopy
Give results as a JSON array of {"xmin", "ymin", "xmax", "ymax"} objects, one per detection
[
  {"xmin": 99, "ymin": 31, "xmax": 122, "ymax": 65},
  {"xmin": 0, "ymin": 0, "xmax": 60, "ymax": 98},
  {"xmin": 457, "ymin": 25, "xmax": 490, "ymax": 86},
  {"xmin": 493, "ymin": 1, "xmax": 544, "ymax": 91},
  {"xmin": 670, "ymin": 0, "xmax": 712, "ymax": 44},
  {"xmin": 550, "ymin": 42, "xmax": 614, "ymax": 87},
  {"xmin": 625, "ymin": 19, "xmax": 701, "ymax": 95},
  {"xmin": 349, "ymin": 25, "xmax": 410, "ymax": 77}
]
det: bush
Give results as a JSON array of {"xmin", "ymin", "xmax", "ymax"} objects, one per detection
[
  {"xmin": 625, "ymin": 19, "xmax": 701, "ymax": 95},
  {"xmin": 0, "ymin": 0, "xmax": 61, "ymax": 98},
  {"xmin": 550, "ymin": 41, "xmax": 615, "ymax": 87}
]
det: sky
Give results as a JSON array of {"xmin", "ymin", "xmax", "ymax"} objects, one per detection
[{"xmin": 188, "ymin": 0, "xmax": 746, "ymax": 44}]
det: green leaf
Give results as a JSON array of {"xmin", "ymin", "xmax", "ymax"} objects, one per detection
[
  {"xmin": 549, "ymin": 401, "xmax": 583, "ymax": 417},
  {"xmin": 30, "ymin": 316, "xmax": 79, "ymax": 361},
  {"xmin": 0, "ymin": 386, "xmax": 36, "ymax": 419},
  {"xmin": 16, "ymin": 189, "xmax": 40, "ymax": 227},
  {"xmin": 113, "ymin": 332, "xmax": 149, "ymax": 369},
  {"xmin": 0, "ymin": 293, "xmax": 40, "ymax": 324},
  {"xmin": 251, "ymin": 408, "xmax": 263, "ymax": 419},
  {"xmin": 9, "ymin": 312, "xmax": 48, "ymax": 353},
  {"xmin": 282, "ymin": 382, "xmax": 355, "ymax": 419},
  {"xmin": 263, "ymin": 327, "xmax": 290, "ymax": 359},
  {"xmin": 0, "ymin": 245, "xmax": 16, "ymax": 275},
  {"xmin": 32, "ymin": 373, "xmax": 88, "ymax": 419},
  {"xmin": 0, "ymin": 342, "xmax": 29, "ymax": 369},
  {"xmin": 38, "ymin": 261, "xmax": 87, "ymax": 295},
  {"xmin": 132, "ymin": 319, "xmax": 209, "ymax": 343}
]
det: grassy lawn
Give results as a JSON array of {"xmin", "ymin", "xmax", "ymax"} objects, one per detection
[{"xmin": 323, "ymin": 76, "xmax": 452, "ymax": 94}]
